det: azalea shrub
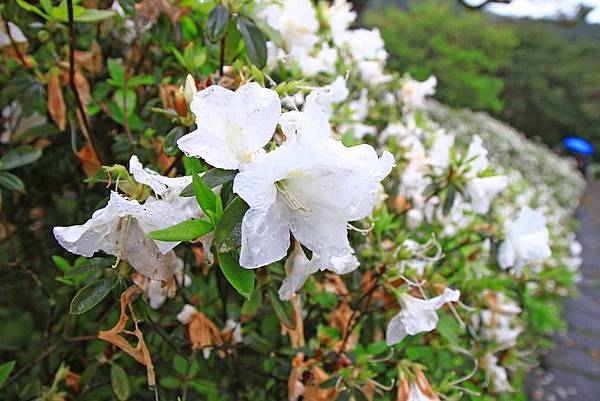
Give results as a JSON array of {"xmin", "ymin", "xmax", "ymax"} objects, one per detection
[{"xmin": 0, "ymin": 0, "xmax": 586, "ymax": 400}]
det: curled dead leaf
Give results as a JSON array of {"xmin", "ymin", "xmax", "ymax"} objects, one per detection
[
  {"xmin": 77, "ymin": 143, "xmax": 101, "ymax": 178},
  {"xmin": 98, "ymin": 286, "xmax": 156, "ymax": 386},
  {"xmin": 47, "ymin": 71, "xmax": 66, "ymax": 131},
  {"xmin": 186, "ymin": 311, "xmax": 225, "ymax": 358}
]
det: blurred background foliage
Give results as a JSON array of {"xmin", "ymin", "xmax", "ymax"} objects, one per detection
[{"xmin": 363, "ymin": 0, "xmax": 600, "ymax": 155}]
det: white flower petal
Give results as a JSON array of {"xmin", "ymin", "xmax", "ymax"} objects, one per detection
[
  {"xmin": 240, "ymin": 200, "xmax": 291, "ymax": 269},
  {"xmin": 178, "ymin": 84, "xmax": 280, "ymax": 170},
  {"xmin": 129, "ymin": 155, "xmax": 192, "ymax": 199}
]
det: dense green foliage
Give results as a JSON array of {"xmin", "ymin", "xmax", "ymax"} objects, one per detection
[
  {"xmin": 364, "ymin": 0, "xmax": 600, "ymax": 155},
  {"xmin": 0, "ymin": 0, "xmax": 587, "ymax": 400},
  {"xmin": 363, "ymin": 1, "xmax": 518, "ymax": 114}
]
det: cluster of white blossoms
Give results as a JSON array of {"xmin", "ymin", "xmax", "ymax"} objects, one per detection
[
  {"xmin": 48, "ymin": 0, "xmax": 584, "ymax": 397},
  {"xmin": 179, "ymin": 83, "xmax": 394, "ymax": 272}
]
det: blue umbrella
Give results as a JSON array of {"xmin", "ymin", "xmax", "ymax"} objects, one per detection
[{"xmin": 563, "ymin": 137, "xmax": 593, "ymax": 156}]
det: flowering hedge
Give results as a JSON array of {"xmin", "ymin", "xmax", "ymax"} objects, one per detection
[{"xmin": 0, "ymin": 0, "xmax": 585, "ymax": 400}]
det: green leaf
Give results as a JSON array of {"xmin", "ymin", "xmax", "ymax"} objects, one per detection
[
  {"xmin": 218, "ymin": 250, "xmax": 254, "ymax": 299},
  {"xmin": 352, "ymin": 388, "xmax": 370, "ymax": 401},
  {"xmin": 203, "ymin": 168, "xmax": 237, "ymax": 188},
  {"xmin": 0, "ymin": 172, "xmax": 25, "ymax": 193},
  {"xmin": 443, "ymin": 185, "xmax": 457, "ymax": 215},
  {"xmin": 214, "ymin": 196, "xmax": 249, "ymax": 247},
  {"xmin": 107, "ymin": 59, "xmax": 125, "ymax": 87},
  {"xmin": 163, "ymin": 127, "xmax": 186, "ymax": 157},
  {"xmin": 64, "ymin": 257, "xmax": 111, "ymax": 278},
  {"xmin": 110, "ymin": 363, "xmax": 130, "ymax": 401},
  {"xmin": 160, "ymin": 376, "xmax": 181, "ymax": 390},
  {"xmin": 268, "ymin": 291, "xmax": 294, "ymax": 330},
  {"xmin": 193, "ymin": 173, "xmax": 217, "ymax": 216},
  {"xmin": 0, "ymin": 146, "xmax": 42, "ymax": 170},
  {"xmin": 241, "ymin": 283, "xmax": 262, "ymax": 315},
  {"xmin": 173, "ymin": 355, "xmax": 188, "ymax": 376},
  {"xmin": 16, "ymin": 0, "xmax": 49, "ymax": 19},
  {"xmin": 75, "ymin": 9, "xmax": 115, "ymax": 22},
  {"xmin": 319, "ymin": 377, "xmax": 338, "ymax": 389},
  {"xmin": 181, "ymin": 169, "xmax": 237, "ymax": 196},
  {"xmin": 207, "ymin": 5, "xmax": 229, "ymax": 42},
  {"xmin": 236, "ymin": 15, "xmax": 267, "ymax": 69},
  {"xmin": 127, "ymin": 75, "xmax": 155, "ymax": 86},
  {"xmin": 70, "ymin": 278, "xmax": 116, "ymax": 315},
  {"xmin": 0, "ymin": 361, "xmax": 16, "ymax": 390},
  {"xmin": 146, "ymin": 219, "xmax": 213, "ymax": 242}
]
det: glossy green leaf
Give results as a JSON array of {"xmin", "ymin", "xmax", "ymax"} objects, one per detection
[
  {"xmin": 0, "ymin": 146, "xmax": 42, "ymax": 171},
  {"xmin": 0, "ymin": 361, "xmax": 16, "ymax": 390},
  {"xmin": 70, "ymin": 278, "xmax": 116, "ymax": 315},
  {"xmin": 64, "ymin": 257, "xmax": 111, "ymax": 278},
  {"xmin": 146, "ymin": 219, "xmax": 213, "ymax": 242},
  {"xmin": 236, "ymin": 15, "xmax": 267, "ymax": 69},
  {"xmin": 241, "ymin": 283, "xmax": 263, "ymax": 315},
  {"xmin": 218, "ymin": 250, "xmax": 254, "ymax": 299},
  {"xmin": 111, "ymin": 363, "xmax": 130, "ymax": 401},
  {"xmin": 75, "ymin": 9, "xmax": 115, "ymax": 22},
  {"xmin": 107, "ymin": 59, "xmax": 125, "ymax": 86},
  {"xmin": 268, "ymin": 291, "xmax": 294, "ymax": 330},
  {"xmin": 214, "ymin": 196, "xmax": 249, "ymax": 247},
  {"xmin": 207, "ymin": 5, "xmax": 229, "ymax": 42},
  {"xmin": 0, "ymin": 172, "xmax": 25, "ymax": 193},
  {"xmin": 193, "ymin": 173, "xmax": 217, "ymax": 216}
]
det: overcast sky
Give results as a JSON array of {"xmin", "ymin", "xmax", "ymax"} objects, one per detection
[{"xmin": 463, "ymin": 0, "xmax": 600, "ymax": 23}]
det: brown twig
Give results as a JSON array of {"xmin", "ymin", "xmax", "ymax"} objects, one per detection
[
  {"xmin": 66, "ymin": 0, "xmax": 104, "ymax": 165},
  {"xmin": 162, "ymin": 151, "xmax": 184, "ymax": 175},
  {"xmin": 219, "ymin": 35, "xmax": 226, "ymax": 77},
  {"xmin": 337, "ymin": 270, "xmax": 383, "ymax": 357},
  {"xmin": 123, "ymin": 71, "xmax": 135, "ymax": 146}
]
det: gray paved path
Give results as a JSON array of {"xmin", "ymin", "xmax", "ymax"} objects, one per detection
[{"xmin": 527, "ymin": 180, "xmax": 600, "ymax": 401}]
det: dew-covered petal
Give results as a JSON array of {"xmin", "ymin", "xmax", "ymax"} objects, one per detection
[{"xmin": 240, "ymin": 200, "xmax": 291, "ymax": 269}]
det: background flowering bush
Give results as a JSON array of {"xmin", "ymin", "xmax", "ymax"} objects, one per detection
[{"xmin": 0, "ymin": 0, "xmax": 586, "ymax": 400}]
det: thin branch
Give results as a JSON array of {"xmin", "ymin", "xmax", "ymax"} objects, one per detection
[
  {"xmin": 457, "ymin": 0, "xmax": 512, "ymax": 10},
  {"xmin": 66, "ymin": 0, "xmax": 104, "ymax": 164},
  {"xmin": 162, "ymin": 151, "xmax": 184, "ymax": 175}
]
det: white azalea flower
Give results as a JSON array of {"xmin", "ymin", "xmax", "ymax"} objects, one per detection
[
  {"xmin": 466, "ymin": 176, "xmax": 508, "ymax": 214},
  {"xmin": 336, "ymin": 28, "xmax": 388, "ymax": 62},
  {"xmin": 326, "ymin": 0, "xmax": 356, "ymax": 44},
  {"xmin": 177, "ymin": 83, "xmax": 281, "ymax": 170},
  {"xmin": 460, "ymin": 136, "xmax": 507, "ymax": 214},
  {"xmin": 386, "ymin": 288, "xmax": 460, "ymax": 346},
  {"xmin": 464, "ymin": 135, "xmax": 489, "ymax": 176},
  {"xmin": 400, "ymin": 76, "xmax": 437, "ymax": 110},
  {"xmin": 54, "ymin": 157, "xmax": 201, "ymax": 280},
  {"xmin": 314, "ymin": 76, "xmax": 349, "ymax": 118},
  {"xmin": 278, "ymin": 243, "xmax": 359, "ymax": 300},
  {"xmin": 379, "ymin": 121, "xmax": 408, "ymax": 144},
  {"xmin": 233, "ymin": 91, "xmax": 394, "ymax": 269},
  {"xmin": 293, "ymin": 43, "xmax": 337, "ymax": 77},
  {"xmin": 129, "ymin": 155, "xmax": 191, "ymax": 199},
  {"xmin": 357, "ymin": 60, "xmax": 392, "ymax": 86},
  {"xmin": 481, "ymin": 353, "xmax": 514, "ymax": 393},
  {"xmin": 258, "ymin": 0, "xmax": 319, "ymax": 54},
  {"xmin": 428, "ymin": 132, "xmax": 454, "ymax": 170},
  {"xmin": 53, "ymin": 191, "xmax": 198, "ymax": 280},
  {"xmin": 498, "ymin": 207, "xmax": 552, "ymax": 271}
]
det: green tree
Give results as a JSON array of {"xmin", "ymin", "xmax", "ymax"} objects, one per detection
[{"xmin": 364, "ymin": 0, "xmax": 518, "ymax": 113}]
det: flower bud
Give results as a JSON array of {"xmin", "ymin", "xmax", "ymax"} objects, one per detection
[{"xmin": 183, "ymin": 74, "xmax": 197, "ymax": 105}]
